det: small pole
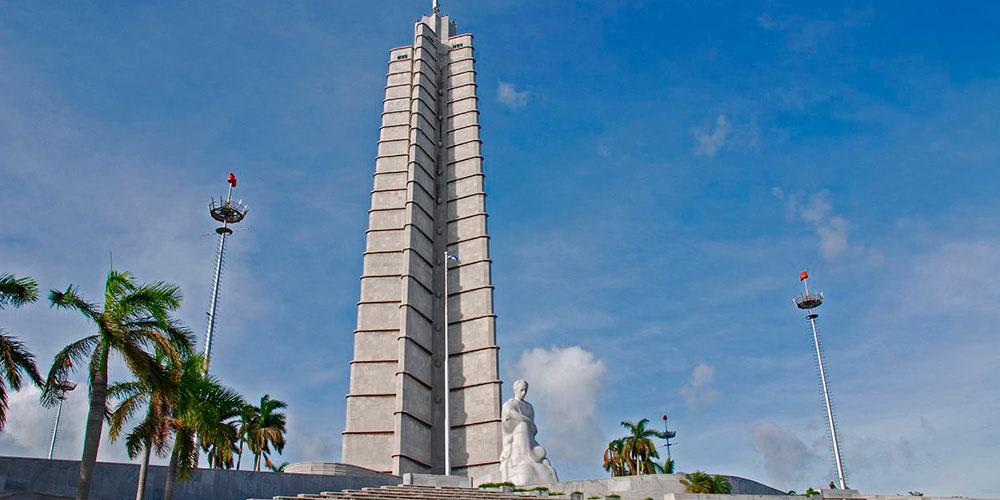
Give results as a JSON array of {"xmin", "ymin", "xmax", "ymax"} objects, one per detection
[
  {"xmin": 47, "ymin": 381, "xmax": 75, "ymax": 460},
  {"xmin": 443, "ymin": 251, "xmax": 457, "ymax": 475},
  {"xmin": 47, "ymin": 398, "xmax": 64, "ymax": 460},
  {"xmin": 662, "ymin": 414, "xmax": 672, "ymax": 462}
]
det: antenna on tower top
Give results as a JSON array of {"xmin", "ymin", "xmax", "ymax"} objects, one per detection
[{"xmin": 432, "ymin": 0, "xmax": 440, "ymax": 14}]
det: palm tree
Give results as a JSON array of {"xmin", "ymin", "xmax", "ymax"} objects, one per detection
[
  {"xmin": 652, "ymin": 457, "xmax": 675, "ymax": 474},
  {"xmin": 681, "ymin": 472, "xmax": 732, "ymax": 494},
  {"xmin": 0, "ymin": 273, "xmax": 44, "ymax": 430},
  {"xmin": 620, "ymin": 418, "xmax": 667, "ymax": 475},
  {"xmin": 712, "ymin": 475, "xmax": 732, "ymax": 494},
  {"xmin": 235, "ymin": 403, "xmax": 256, "ymax": 470},
  {"xmin": 603, "ymin": 438, "xmax": 628, "ymax": 477},
  {"xmin": 163, "ymin": 354, "xmax": 245, "ymax": 500},
  {"xmin": 264, "ymin": 457, "xmax": 289, "ymax": 472},
  {"xmin": 201, "ymin": 420, "xmax": 241, "ymax": 470},
  {"xmin": 681, "ymin": 471, "xmax": 716, "ymax": 493},
  {"xmin": 245, "ymin": 394, "xmax": 287, "ymax": 471},
  {"xmin": 43, "ymin": 270, "xmax": 189, "ymax": 500},
  {"xmin": 107, "ymin": 345, "xmax": 191, "ymax": 500}
]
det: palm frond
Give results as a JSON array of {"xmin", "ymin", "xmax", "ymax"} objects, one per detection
[
  {"xmin": 104, "ymin": 270, "xmax": 136, "ymax": 309},
  {"xmin": 114, "ymin": 282, "xmax": 182, "ymax": 324},
  {"xmin": 115, "ymin": 338, "xmax": 173, "ymax": 392},
  {"xmin": 41, "ymin": 334, "xmax": 99, "ymax": 407},
  {"xmin": 48, "ymin": 286, "xmax": 102, "ymax": 323},
  {"xmin": 0, "ymin": 274, "xmax": 39, "ymax": 309},
  {"xmin": 0, "ymin": 330, "xmax": 43, "ymax": 389},
  {"xmin": 107, "ymin": 390, "xmax": 148, "ymax": 441},
  {"xmin": 106, "ymin": 380, "xmax": 146, "ymax": 401}
]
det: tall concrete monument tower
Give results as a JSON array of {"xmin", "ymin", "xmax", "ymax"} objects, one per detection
[{"xmin": 341, "ymin": 4, "xmax": 503, "ymax": 478}]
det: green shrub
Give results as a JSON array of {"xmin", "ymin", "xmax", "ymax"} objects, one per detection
[
  {"xmin": 478, "ymin": 481, "xmax": 515, "ymax": 489},
  {"xmin": 513, "ymin": 486, "xmax": 549, "ymax": 493}
]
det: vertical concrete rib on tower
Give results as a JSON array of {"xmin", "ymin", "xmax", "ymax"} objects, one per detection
[{"xmin": 342, "ymin": 9, "xmax": 502, "ymax": 478}]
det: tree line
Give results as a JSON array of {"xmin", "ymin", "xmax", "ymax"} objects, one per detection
[
  {"xmin": 0, "ymin": 271, "xmax": 288, "ymax": 500},
  {"xmin": 602, "ymin": 417, "xmax": 732, "ymax": 494}
]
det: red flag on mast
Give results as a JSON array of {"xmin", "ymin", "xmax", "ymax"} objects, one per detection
[
  {"xmin": 227, "ymin": 172, "xmax": 237, "ymax": 187},
  {"xmin": 800, "ymin": 270, "xmax": 809, "ymax": 281}
]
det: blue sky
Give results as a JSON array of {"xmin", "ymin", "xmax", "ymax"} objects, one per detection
[{"xmin": 2, "ymin": 0, "xmax": 999, "ymax": 496}]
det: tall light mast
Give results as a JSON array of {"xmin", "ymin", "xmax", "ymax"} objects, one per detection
[
  {"xmin": 794, "ymin": 270, "xmax": 847, "ymax": 490},
  {"xmin": 204, "ymin": 172, "xmax": 248, "ymax": 373}
]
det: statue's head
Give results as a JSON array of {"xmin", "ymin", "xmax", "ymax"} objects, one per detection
[{"xmin": 513, "ymin": 379, "xmax": 529, "ymax": 400}]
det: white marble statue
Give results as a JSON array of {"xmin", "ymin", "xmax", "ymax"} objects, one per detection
[{"xmin": 499, "ymin": 379, "xmax": 558, "ymax": 485}]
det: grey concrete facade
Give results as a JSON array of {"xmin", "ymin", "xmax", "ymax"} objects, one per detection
[
  {"xmin": 341, "ymin": 7, "xmax": 503, "ymax": 478},
  {"xmin": 0, "ymin": 456, "xmax": 399, "ymax": 500}
]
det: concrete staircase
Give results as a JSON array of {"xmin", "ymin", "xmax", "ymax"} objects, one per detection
[{"xmin": 262, "ymin": 484, "xmax": 579, "ymax": 500}]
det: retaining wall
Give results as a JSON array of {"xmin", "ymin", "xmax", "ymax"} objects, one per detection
[
  {"xmin": 0, "ymin": 456, "xmax": 400, "ymax": 500},
  {"xmin": 522, "ymin": 473, "xmax": 787, "ymax": 500}
]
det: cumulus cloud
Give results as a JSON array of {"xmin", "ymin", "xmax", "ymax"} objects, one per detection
[
  {"xmin": 679, "ymin": 362, "xmax": 719, "ymax": 410},
  {"xmin": 513, "ymin": 346, "xmax": 606, "ymax": 464},
  {"xmin": 752, "ymin": 422, "xmax": 822, "ymax": 488},
  {"xmin": 694, "ymin": 114, "xmax": 731, "ymax": 158},
  {"xmin": 777, "ymin": 189, "xmax": 850, "ymax": 259},
  {"xmin": 0, "ymin": 385, "xmax": 85, "ymax": 459},
  {"xmin": 497, "ymin": 81, "xmax": 529, "ymax": 108}
]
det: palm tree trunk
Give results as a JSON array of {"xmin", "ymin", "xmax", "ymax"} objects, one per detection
[
  {"xmin": 135, "ymin": 440, "xmax": 151, "ymax": 500},
  {"xmin": 236, "ymin": 439, "xmax": 243, "ymax": 470},
  {"xmin": 76, "ymin": 351, "xmax": 109, "ymax": 500},
  {"xmin": 164, "ymin": 448, "xmax": 178, "ymax": 500}
]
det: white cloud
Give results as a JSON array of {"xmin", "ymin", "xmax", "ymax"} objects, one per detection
[
  {"xmin": 497, "ymin": 81, "xmax": 529, "ymax": 108},
  {"xmin": 785, "ymin": 190, "xmax": 851, "ymax": 258},
  {"xmin": 680, "ymin": 362, "xmax": 720, "ymax": 410},
  {"xmin": 0, "ymin": 385, "xmax": 83, "ymax": 459},
  {"xmin": 694, "ymin": 114, "xmax": 731, "ymax": 158},
  {"xmin": 693, "ymin": 114, "xmax": 760, "ymax": 158},
  {"xmin": 752, "ymin": 422, "xmax": 822, "ymax": 489},
  {"xmin": 513, "ymin": 346, "xmax": 606, "ymax": 464}
]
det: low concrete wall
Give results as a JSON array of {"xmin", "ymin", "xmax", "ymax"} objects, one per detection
[
  {"xmin": 525, "ymin": 474, "xmax": 786, "ymax": 500},
  {"xmin": 0, "ymin": 456, "xmax": 400, "ymax": 500},
  {"xmin": 667, "ymin": 495, "xmax": 799, "ymax": 500}
]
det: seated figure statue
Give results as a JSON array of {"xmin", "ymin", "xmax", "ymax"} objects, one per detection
[{"xmin": 499, "ymin": 379, "xmax": 558, "ymax": 485}]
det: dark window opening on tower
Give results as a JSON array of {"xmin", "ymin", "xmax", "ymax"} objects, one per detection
[
  {"xmin": 451, "ymin": 43, "xmax": 464, "ymax": 49},
  {"xmin": 396, "ymin": 54, "xmax": 409, "ymax": 60}
]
